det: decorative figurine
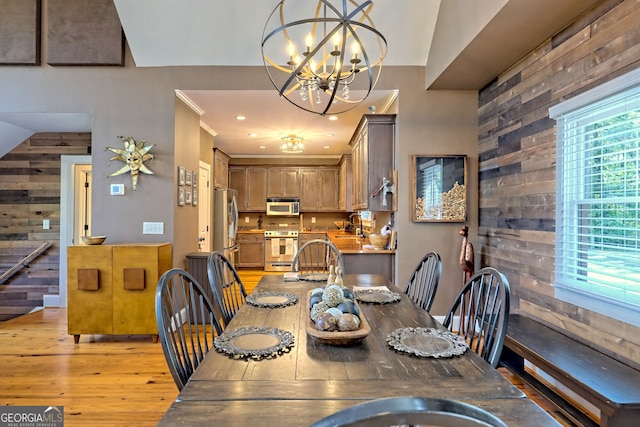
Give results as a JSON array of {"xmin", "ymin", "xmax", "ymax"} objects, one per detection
[
  {"xmin": 327, "ymin": 265, "xmax": 335, "ymax": 286},
  {"xmin": 106, "ymin": 136, "xmax": 155, "ymax": 191},
  {"xmin": 459, "ymin": 226, "xmax": 474, "ymax": 284},
  {"xmin": 334, "ymin": 265, "xmax": 344, "ymax": 287}
]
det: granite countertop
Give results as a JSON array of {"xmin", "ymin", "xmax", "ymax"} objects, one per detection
[
  {"xmin": 237, "ymin": 229, "xmax": 266, "ymax": 234},
  {"xmin": 326, "ymin": 231, "xmax": 396, "ymax": 255},
  {"xmin": 237, "ymin": 229, "xmax": 395, "ymax": 254}
]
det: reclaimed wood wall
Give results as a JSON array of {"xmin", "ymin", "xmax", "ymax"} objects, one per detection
[
  {"xmin": 478, "ymin": 0, "xmax": 640, "ymax": 369},
  {"xmin": 0, "ymin": 132, "xmax": 91, "ymax": 321}
]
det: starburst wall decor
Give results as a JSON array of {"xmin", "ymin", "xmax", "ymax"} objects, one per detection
[{"xmin": 106, "ymin": 136, "xmax": 155, "ymax": 191}]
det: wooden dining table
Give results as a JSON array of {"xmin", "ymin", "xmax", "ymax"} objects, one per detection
[{"xmin": 157, "ymin": 274, "xmax": 562, "ymax": 426}]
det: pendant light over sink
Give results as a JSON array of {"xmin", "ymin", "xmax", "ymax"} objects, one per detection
[{"xmin": 262, "ymin": 0, "xmax": 387, "ymax": 116}]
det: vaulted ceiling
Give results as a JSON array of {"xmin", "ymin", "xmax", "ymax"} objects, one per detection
[{"xmin": 0, "ymin": 0, "xmax": 602, "ymax": 158}]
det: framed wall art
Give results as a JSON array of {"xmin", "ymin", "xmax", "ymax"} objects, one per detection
[
  {"xmin": 192, "ymin": 189, "xmax": 198, "ymax": 206},
  {"xmin": 178, "ymin": 167, "xmax": 186, "ymax": 186},
  {"xmin": 47, "ymin": 0, "xmax": 124, "ymax": 66},
  {"xmin": 185, "ymin": 188, "xmax": 193, "ymax": 205},
  {"xmin": 412, "ymin": 155, "xmax": 468, "ymax": 223},
  {"xmin": 178, "ymin": 186, "xmax": 186, "ymax": 206},
  {"xmin": 0, "ymin": 0, "xmax": 41, "ymax": 65},
  {"xmin": 185, "ymin": 170, "xmax": 192, "ymax": 186}
]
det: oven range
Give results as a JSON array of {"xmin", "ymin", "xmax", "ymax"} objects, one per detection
[{"xmin": 264, "ymin": 230, "xmax": 299, "ymax": 272}]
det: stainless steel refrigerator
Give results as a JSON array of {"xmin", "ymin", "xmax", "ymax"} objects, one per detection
[{"xmin": 213, "ymin": 188, "xmax": 239, "ymax": 267}]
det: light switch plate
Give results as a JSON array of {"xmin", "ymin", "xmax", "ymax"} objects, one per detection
[
  {"xmin": 143, "ymin": 222, "xmax": 164, "ymax": 234},
  {"xmin": 110, "ymin": 184, "xmax": 125, "ymax": 195}
]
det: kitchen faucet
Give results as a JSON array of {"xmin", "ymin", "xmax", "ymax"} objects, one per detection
[{"xmin": 348, "ymin": 212, "xmax": 362, "ymax": 236}]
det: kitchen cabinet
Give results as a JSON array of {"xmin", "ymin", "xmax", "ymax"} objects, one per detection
[
  {"xmin": 343, "ymin": 252, "xmax": 395, "ymax": 283},
  {"xmin": 229, "ymin": 167, "xmax": 267, "ymax": 211},
  {"xmin": 338, "ymin": 154, "xmax": 352, "ymax": 211},
  {"xmin": 67, "ymin": 243, "xmax": 172, "ymax": 343},
  {"xmin": 299, "ymin": 232, "xmax": 327, "ymax": 246},
  {"xmin": 267, "ymin": 167, "xmax": 299, "ymax": 197},
  {"xmin": 213, "ymin": 148, "xmax": 229, "ymax": 188},
  {"xmin": 237, "ymin": 232, "xmax": 265, "ymax": 268},
  {"xmin": 300, "ymin": 168, "xmax": 339, "ymax": 211},
  {"xmin": 349, "ymin": 114, "xmax": 396, "ymax": 211}
]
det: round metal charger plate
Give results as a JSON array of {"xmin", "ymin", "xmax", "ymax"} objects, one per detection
[
  {"xmin": 387, "ymin": 327, "xmax": 468, "ymax": 358},
  {"xmin": 298, "ymin": 274, "xmax": 328, "ymax": 282},
  {"xmin": 214, "ymin": 326, "xmax": 295, "ymax": 360},
  {"xmin": 354, "ymin": 289, "xmax": 401, "ymax": 304},
  {"xmin": 246, "ymin": 292, "xmax": 298, "ymax": 308}
]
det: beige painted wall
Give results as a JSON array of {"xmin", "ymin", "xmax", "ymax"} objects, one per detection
[
  {"xmin": 427, "ymin": 0, "xmax": 507, "ymax": 86},
  {"xmin": 391, "ymin": 85, "xmax": 479, "ymax": 314},
  {"xmin": 173, "ymin": 98, "xmax": 202, "ymax": 267},
  {"xmin": 0, "ymin": 50, "xmax": 479, "ymax": 301}
]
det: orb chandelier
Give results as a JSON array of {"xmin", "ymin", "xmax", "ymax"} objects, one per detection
[
  {"xmin": 281, "ymin": 135, "xmax": 304, "ymax": 153},
  {"xmin": 262, "ymin": 0, "xmax": 387, "ymax": 116}
]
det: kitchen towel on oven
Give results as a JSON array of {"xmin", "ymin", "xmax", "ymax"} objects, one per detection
[
  {"xmin": 271, "ymin": 238, "xmax": 281, "ymax": 256},
  {"xmin": 285, "ymin": 239, "xmax": 294, "ymax": 255}
]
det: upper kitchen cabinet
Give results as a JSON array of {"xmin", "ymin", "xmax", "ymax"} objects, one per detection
[
  {"xmin": 350, "ymin": 114, "xmax": 396, "ymax": 211},
  {"xmin": 338, "ymin": 154, "xmax": 352, "ymax": 212},
  {"xmin": 300, "ymin": 168, "xmax": 339, "ymax": 211},
  {"xmin": 267, "ymin": 167, "xmax": 300, "ymax": 198},
  {"xmin": 229, "ymin": 166, "xmax": 267, "ymax": 211},
  {"xmin": 213, "ymin": 148, "xmax": 230, "ymax": 188}
]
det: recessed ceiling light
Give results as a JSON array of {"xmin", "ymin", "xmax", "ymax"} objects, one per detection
[
  {"xmin": 323, "ymin": 145, "xmax": 331, "ymax": 149},
  {"xmin": 325, "ymin": 133, "xmax": 335, "ymax": 137},
  {"xmin": 328, "ymin": 116, "xmax": 338, "ymax": 121},
  {"xmin": 259, "ymin": 145, "xmax": 266, "ymax": 149},
  {"xmin": 248, "ymin": 133, "xmax": 257, "ymax": 137},
  {"xmin": 236, "ymin": 115, "xmax": 246, "ymax": 120}
]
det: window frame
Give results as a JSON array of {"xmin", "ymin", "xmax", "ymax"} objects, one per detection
[{"xmin": 550, "ymin": 67, "xmax": 640, "ymax": 327}]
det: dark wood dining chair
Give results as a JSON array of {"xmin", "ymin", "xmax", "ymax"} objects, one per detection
[
  {"xmin": 309, "ymin": 396, "xmax": 508, "ymax": 426},
  {"xmin": 292, "ymin": 239, "xmax": 345, "ymax": 277},
  {"xmin": 443, "ymin": 267, "xmax": 510, "ymax": 368},
  {"xmin": 207, "ymin": 251, "xmax": 247, "ymax": 325},
  {"xmin": 155, "ymin": 268, "xmax": 224, "ymax": 391},
  {"xmin": 402, "ymin": 251, "xmax": 442, "ymax": 312}
]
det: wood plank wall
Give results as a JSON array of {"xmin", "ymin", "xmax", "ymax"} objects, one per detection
[
  {"xmin": 477, "ymin": 0, "xmax": 640, "ymax": 369},
  {"xmin": 0, "ymin": 133, "xmax": 91, "ymax": 321}
]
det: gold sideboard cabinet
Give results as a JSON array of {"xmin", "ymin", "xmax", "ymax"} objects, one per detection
[{"xmin": 67, "ymin": 243, "xmax": 172, "ymax": 343}]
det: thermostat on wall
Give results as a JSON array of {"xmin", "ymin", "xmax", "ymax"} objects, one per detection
[{"xmin": 110, "ymin": 183, "xmax": 125, "ymax": 195}]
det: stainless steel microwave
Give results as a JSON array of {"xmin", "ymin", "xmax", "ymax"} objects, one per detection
[{"xmin": 266, "ymin": 198, "xmax": 300, "ymax": 216}]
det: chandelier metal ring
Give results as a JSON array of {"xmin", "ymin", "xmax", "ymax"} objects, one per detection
[{"xmin": 262, "ymin": 0, "xmax": 387, "ymax": 116}]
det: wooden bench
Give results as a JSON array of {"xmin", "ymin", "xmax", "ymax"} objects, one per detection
[{"xmin": 499, "ymin": 314, "xmax": 640, "ymax": 427}]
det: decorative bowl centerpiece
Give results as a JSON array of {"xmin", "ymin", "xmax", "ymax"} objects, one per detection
[
  {"xmin": 306, "ymin": 289, "xmax": 371, "ymax": 346},
  {"xmin": 368, "ymin": 233, "xmax": 389, "ymax": 250},
  {"xmin": 81, "ymin": 235, "xmax": 107, "ymax": 245}
]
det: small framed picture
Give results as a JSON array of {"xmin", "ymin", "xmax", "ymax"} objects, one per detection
[
  {"xmin": 412, "ymin": 154, "xmax": 468, "ymax": 222},
  {"xmin": 185, "ymin": 188, "xmax": 193, "ymax": 205},
  {"xmin": 178, "ymin": 186, "xmax": 186, "ymax": 206},
  {"xmin": 192, "ymin": 171, "xmax": 198, "ymax": 188},
  {"xmin": 185, "ymin": 171, "xmax": 193, "ymax": 186},
  {"xmin": 192, "ymin": 189, "xmax": 198, "ymax": 206},
  {"xmin": 178, "ymin": 166, "xmax": 186, "ymax": 186}
]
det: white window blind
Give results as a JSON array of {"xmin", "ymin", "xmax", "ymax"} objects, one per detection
[
  {"xmin": 552, "ymin": 74, "xmax": 640, "ymax": 326},
  {"xmin": 419, "ymin": 159, "xmax": 442, "ymax": 210}
]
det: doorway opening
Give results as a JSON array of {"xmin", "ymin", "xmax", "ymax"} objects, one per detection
[{"xmin": 53, "ymin": 155, "xmax": 92, "ymax": 308}]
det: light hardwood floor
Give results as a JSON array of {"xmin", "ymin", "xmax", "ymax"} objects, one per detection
[{"xmin": 0, "ymin": 269, "xmax": 573, "ymax": 426}]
